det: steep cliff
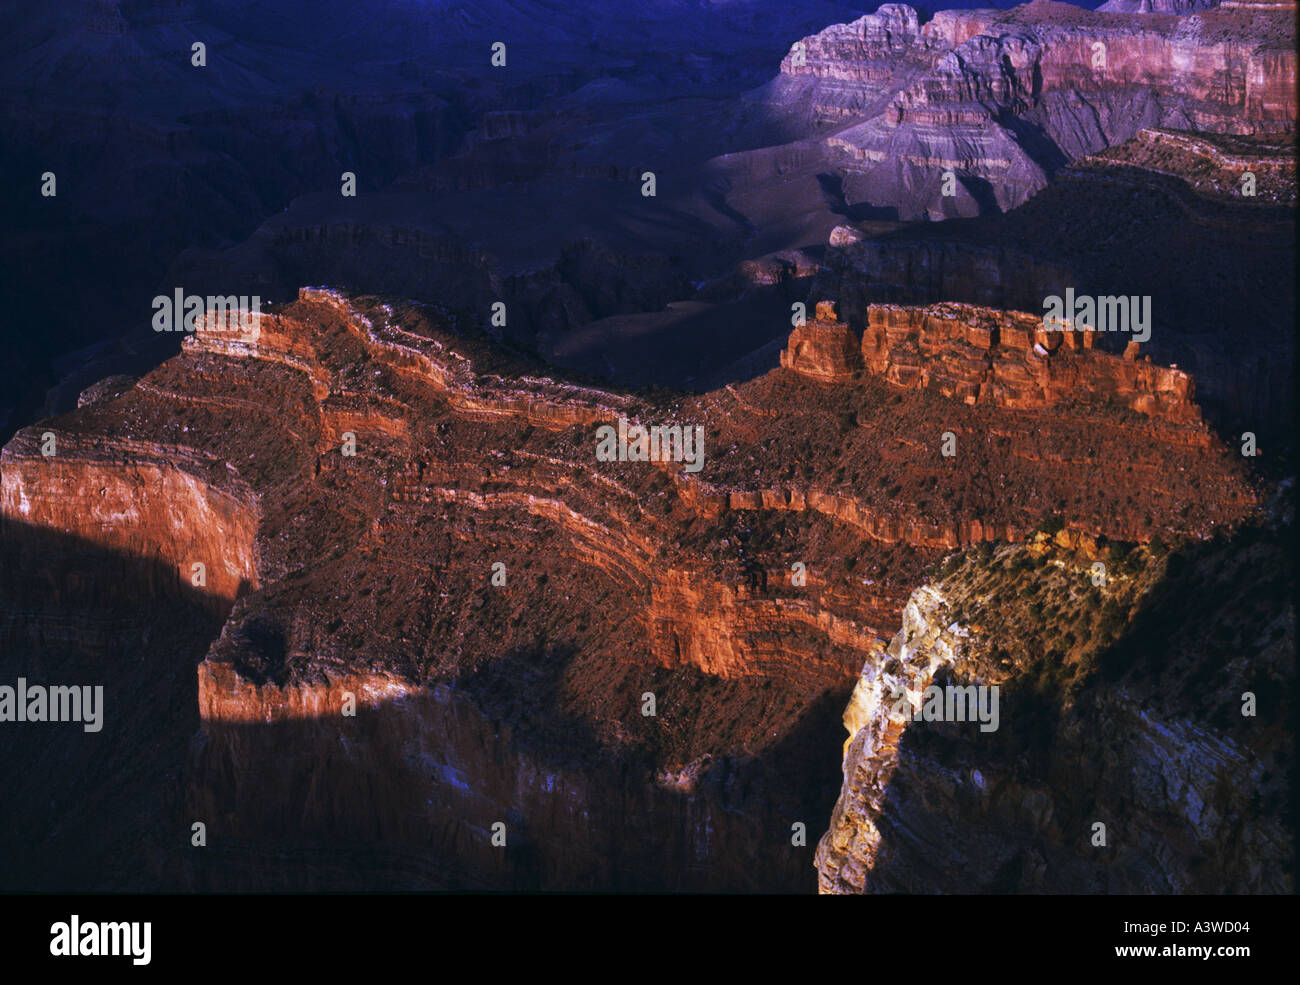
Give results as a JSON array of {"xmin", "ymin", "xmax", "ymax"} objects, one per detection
[
  {"xmin": 817, "ymin": 524, "xmax": 1295, "ymax": 893},
  {"xmin": 773, "ymin": 1, "xmax": 1295, "ymax": 218},
  {"xmin": 780, "ymin": 301, "xmax": 865, "ymax": 382},
  {"xmin": 857, "ymin": 301, "xmax": 1202, "ymax": 424}
]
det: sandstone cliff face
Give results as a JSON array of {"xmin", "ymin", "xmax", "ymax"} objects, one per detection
[
  {"xmin": 780, "ymin": 297, "xmax": 1216, "ymax": 450},
  {"xmin": 779, "ymin": 301, "xmax": 864, "ymax": 382},
  {"xmin": 817, "ymin": 530, "xmax": 1294, "ymax": 893},
  {"xmin": 859, "ymin": 302, "xmax": 1203, "ymax": 424},
  {"xmin": 777, "ymin": 4, "xmax": 943, "ymax": 119},
  {"xmin": 813, "ymin": 584, "xmax": 963, "ymax": 889},
  {"xmin": 0, "ymin": 287, "xmax": 1261, "ymax": 890},
  {"xmin": 0, "ymin": 434, "xmax": 259, "ymax": 609},
  {"xmin": 775, "ymin": 1, "xmax": 1295, "ymax": 218}
]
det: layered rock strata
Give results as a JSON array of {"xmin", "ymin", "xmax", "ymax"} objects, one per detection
[
  {"xmin": 782, "ymin": 299, "xmax": 1207, "ymax": 425},
  {"xmin": 779, "ymin": 301, "xmax": 864, "ymax": 382},
  {"xmin": 0, "ymin": 288, "xmax": 1260, "ymax": 890},
  {"xmin": 774, "ymin": 1, "xmax": 1296, "ymax": 217},
  {"xmin": 860, "ymin": 302, "xmax": 1201, "ymax": 423}
]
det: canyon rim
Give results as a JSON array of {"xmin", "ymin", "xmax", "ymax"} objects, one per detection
[{"xmin": 0, "ymin": 0, "xmax": 1294, "ymax": 941}]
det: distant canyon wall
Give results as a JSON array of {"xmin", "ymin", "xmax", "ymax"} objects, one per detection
[{"xmin": 772, "ymin": 1, "xmax": 1295, "ymax": 217}]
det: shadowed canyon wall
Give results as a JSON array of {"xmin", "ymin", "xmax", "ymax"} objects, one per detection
[{"xmin": 816, "ymin": 526, "xmax": 1294, "ymax": 893}]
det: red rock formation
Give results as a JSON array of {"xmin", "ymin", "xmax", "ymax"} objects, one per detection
[
  {"xmin": 857, "ymin": 301, "xmax": 1203, "ymax": 424},
  {"xmin": 779, "ymin": 301, "xmax": 863, "ymax": 382},
  {"xmin": 781, "ymin": 298, "xmax": 1208, "ymax": 428},
  {"xmin": 0, "ymin": 287, "xmax": 1261, "ymax": 890},
  {"xmin": 0, "ymin": 433, "xmax": 258, "ymax": 608}
]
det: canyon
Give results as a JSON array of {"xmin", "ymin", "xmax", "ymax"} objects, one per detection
[
  {"xmin": 6, "ymin": 1, "xmax": 1294, "ymax": 437},
  {"xmin": 777, "ymin": 0, "xmax": 1295, "ymax": 217},
  {"xmin": 0, "ymin": 0, "xmax": 1293, "ymax": 895},
  {"xmin": 0, "ymin": 282, "xmax": 1275, "ymax": 891}
]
